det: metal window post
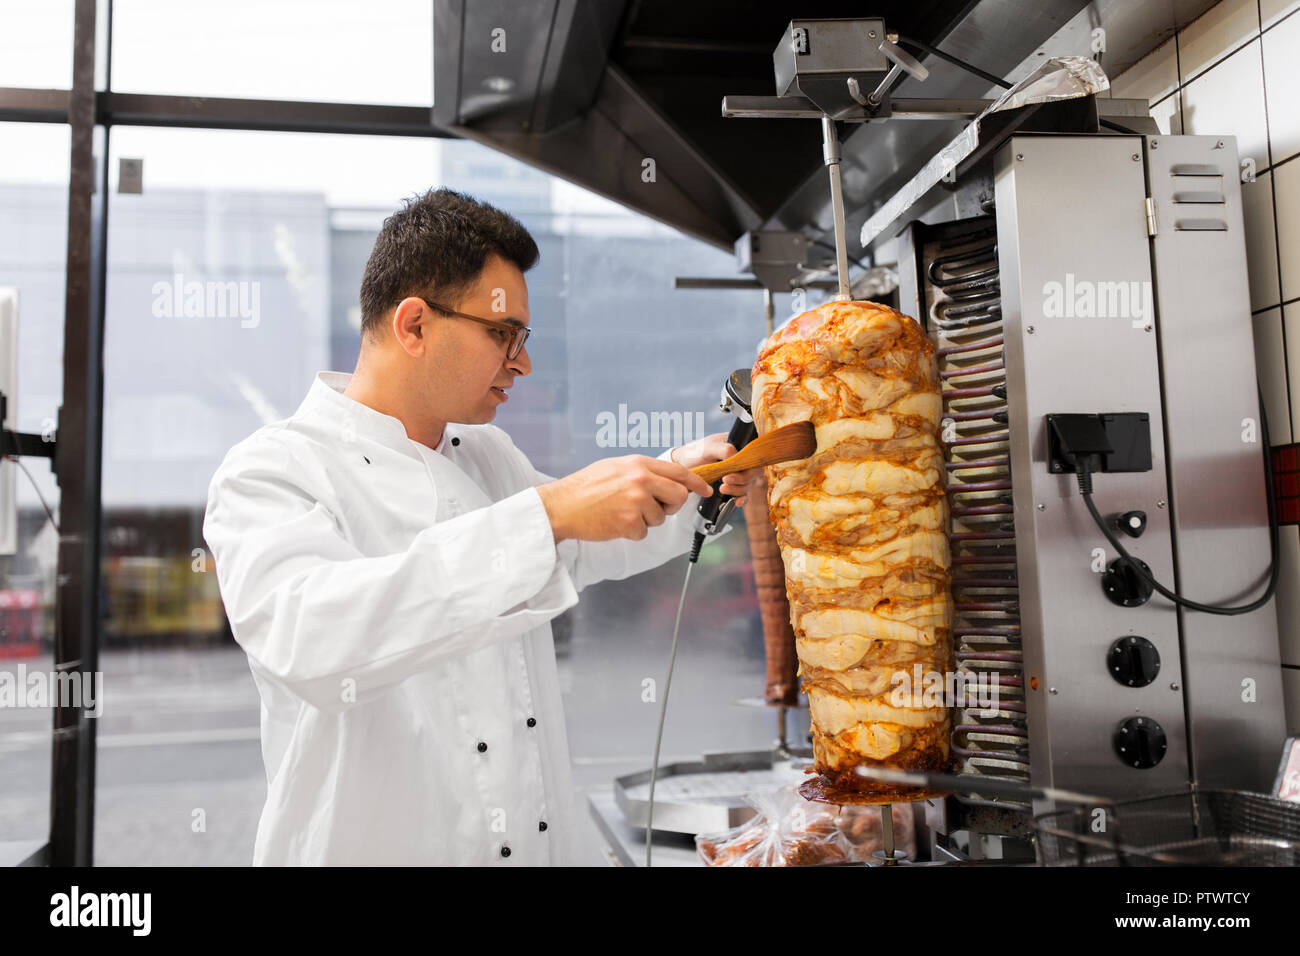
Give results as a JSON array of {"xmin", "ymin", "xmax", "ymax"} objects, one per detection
[{"xmin": 50, "ymin": 0, "xmax": 107, "ymax": 867}]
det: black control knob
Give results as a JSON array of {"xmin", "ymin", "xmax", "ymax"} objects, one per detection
[
  {"xmin": 1114, "ymin": 715, "xmax": 1167, "ymax": 768},
  {"xmin": 1102, "ymin": 557, "xmax": 1154, "ymax": 607},
  {"xmin": 1116, "ymin": 510, "xmax": 1147, "ymax": 538},
  {"xmin": 1108, "ymin": 635, "xmax": 1160, "ymax": 687}
]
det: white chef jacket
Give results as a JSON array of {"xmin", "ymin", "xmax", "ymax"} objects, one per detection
[{"xmin": 203, "ymin": 370, "xmax": 715, "ymax": 866}]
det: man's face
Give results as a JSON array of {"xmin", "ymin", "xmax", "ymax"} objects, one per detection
[{"xmin": 417, "ymin": 252, "xmax": 532, "ymax": 425}]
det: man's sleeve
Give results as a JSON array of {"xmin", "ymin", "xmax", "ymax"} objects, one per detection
[
  {"xmin": 202, "ymin": 435, "xmax": 578, "ymax": 713},
  {"xmin": 519, "ymin": 442, "xmax": 731, "ymax": 593}
]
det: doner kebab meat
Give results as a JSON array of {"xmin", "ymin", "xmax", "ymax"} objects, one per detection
[{"xmin": 751, "ymin": 300, "xmax": 954, "ymax": 804}]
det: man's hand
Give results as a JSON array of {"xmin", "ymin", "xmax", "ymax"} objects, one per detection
[
  {"xmin": 536, "ymin": 456, "xmax": 714, "ymax": 543},
  {"xmin": 669, "ymin": 432, "xmax": 763, "ymax": 507}
]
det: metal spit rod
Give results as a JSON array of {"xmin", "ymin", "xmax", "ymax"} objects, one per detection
[
  {"xmin": 820, "ymin": 115, "xmax": 852, "ymax": 301},
  {"xmin": 823, "ymin": 112, "xmax": 900, "ymax": 862},
  {"xmin": 881, "ymin": 804, "xmax": 896, "ymax": 863}
]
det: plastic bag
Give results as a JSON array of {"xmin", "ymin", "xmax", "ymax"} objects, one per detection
[{"xmin": 695, "ymin": 784, "xmax": 918, "ymax": 866}]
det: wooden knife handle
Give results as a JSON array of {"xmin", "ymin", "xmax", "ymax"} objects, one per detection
[{"xmin": 690, "ymin": 457, "xmax": 745, "ymax": 485}]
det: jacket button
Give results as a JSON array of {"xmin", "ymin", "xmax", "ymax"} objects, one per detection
[
  {"xmin": 451, "ymin": 437, "xmax": 460, "ymax": 446},
  {"xmin": 526, "ymin": 717, "xmax": 536, "ymax": 727},
  {"xmin": 538, "ymin": 821, "xmax": 548, "ymax": 832},
  {"xmin": 477, "ymin": 741, "xmax": 487, "ymax": 753},
  {"xmin": 500, "ymin": 845, "xmax": 510, "ymax": 858}
]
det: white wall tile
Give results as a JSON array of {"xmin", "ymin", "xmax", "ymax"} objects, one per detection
[
  {"xmin": 1180, "ymin": 0, "xmax": 1263, "ymax": 82},
  {"xmin": 1284, "ymin": 666, "xmax": 1300, "ymax": 735},
  {"xmin": 1285, "ymin": 305, "xmax": 1300, "ymax": 433},
  {"xmin": 1276, "ymin": 529, "xmax": 1300, "ymax": 667},
  {"xmin": 1262, "ymin": 0, "xmax": 1300, "ymax": 29},
  {"xmin": 1150, "ymin": 92, "xmax": 1184, "ymax": 134},
  {"xmin": 1254, "ymin": 307, "xmax": 1293, "ymax": 443},
  {"xmin": 1111, "ymin": 37, "xmax": 1179, "ymax": 104},
  {"xmin": 1243, "ymin": 169, "xmax": 1281, "ymax": 309},
  {"xmin": 1274, "ymin": 158, "xmax": 1300, "ymax": 298},
  {"xmin": 1183, "ymin": 40, "xmax": 1271, "ymax": 170},
  {"xmin": 1263, "ymin": 10, "xmax": 1300, "ymax": 164}
]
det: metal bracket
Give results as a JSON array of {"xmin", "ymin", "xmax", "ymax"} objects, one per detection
[
  {"xmin": 0, "ymin": 393, "xmax": 57, "ymax": 462},
  {"xmin": 722, "ymin": 94, "xmax": 993, "ymax": 122}
]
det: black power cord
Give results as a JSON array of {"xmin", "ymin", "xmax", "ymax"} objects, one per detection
[
  {"xmin": 1071, "ymin": 388, "xmax": 1279, "ymax": 616},
  {"xmin": 1100, "ymin": 117, "xmax": 1146, "ymax": 135},
  {"xmin": 897, "ymin": 36, "xmax": 1136, "ymax": 138},
  {"xmin": 895, "ymin": 35, "xmax": 1013, "ymax": 91},
  {"xmin": 4, "ymin": 454, "xmax": 57, "ymax": 530}
]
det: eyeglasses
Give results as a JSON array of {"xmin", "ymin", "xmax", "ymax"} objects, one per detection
[{"xmin": 420, "ymin": 299, "xmax": 532, "ymax": 360}]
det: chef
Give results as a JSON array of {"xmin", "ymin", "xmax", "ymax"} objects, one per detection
[{"xmin": 203, "ymin": 187, "xmax": 757, "ymax": 865}]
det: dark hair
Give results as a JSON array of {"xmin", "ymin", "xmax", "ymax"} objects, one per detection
[{"xmin": 358, "ymin": 188, "xmax": 539, "ymax": 338}]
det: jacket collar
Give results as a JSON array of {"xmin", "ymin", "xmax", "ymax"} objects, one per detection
[{"xmin": 299, "ymin": 371, "xmax": 451, "ymax": 455}]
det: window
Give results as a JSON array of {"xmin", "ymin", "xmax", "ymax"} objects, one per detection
[
  {"xmin": 90, "ymin": 128, "xmax": 784, "ymax": 864},
  {"xmin": 109, "ymin": 0, "xmax": 433, "ymax": 105},
  {"xmin": 0, "ymin": 122, "xmax": 70, "ymax": 861}
]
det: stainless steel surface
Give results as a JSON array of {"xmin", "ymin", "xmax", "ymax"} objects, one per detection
[
  {"xmin": 589, "ymin": 788, "xmax": 702, "ymax": 867},
  {"xmin": 820, "ymin": 115, "xmax": 851, "ymax": 300},
  {"xmin": 760, "ymin": 0, "xmax": 1092, "ymax": 261},
  {"xmin": 426, "ymin": 2, "xmax": 1228, "ymax": 256},
  {"xmin": 879, "ymin": 38, "xmax": 930, "ymax": 86},
  {"xmin": 434, "ymin": 0, "xmax": 761, "ymax": 250},
  {"xmin": 858, "ymin": 98, "xmax": 1159, "ymax": 253},
  {"xmin": 434, "ymin": 0, "xmax": 621, "ymax": 134},
  {"xmin": 673, "ymin": 277, "xmax": 777, "ymax": 290},
  {"xmin": 722, "ymin": 368, "xmax": 753, "ymax": 418},
  {"xmin": 673, "ymin": 276, "xmax": 841, "ymax": 291},
  {"xmin": 721, "ymin": 94, "xmax": 827, "ymax": 119},
  {"xmin": 880, "ymin": 803, "xmax": 896, "ymax": 862},
  {"xmin": 448, "ymin": 62, "xmax": 760, "ymax": 249},
  {"xmin": 734, "ymin": 229, "xmax": 816, "ymax": 292},
  {"xmin": 721, "ymin": 94, "xmax": 993, "ymax": 119},
  {"xmin": 859, "ymin": 38, "xmax": 931, "ymax": 111},
  {"xmin": 854, "ymin": 764, "xmax": 1107, "ymax": 805},
  {"xmin": 1141, "ymin": 134, "xmax": 1286, "ymax": 791},
  {"xmin": 993, "ymin": 135, "xmax": 1192, "ymax": 812},
  {"xmin": 773, "ymin": 18, "xmax": 889, "ymax": 116},
  {"xmin": 614, "ymin": 750, "xmax": 807, "ymax": 834},
  {"xmin": 885, "ymin": 98, "xmax": 994, "ymax": 119}
]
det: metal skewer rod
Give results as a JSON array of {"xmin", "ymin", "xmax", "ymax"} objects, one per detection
[
  {"xmin": 881, "ymin": 803, "xmax": 897, "ymax": 864},
  {"xmin": 853, "ymin": 764, "xmax": 1113, "ymax": 806},
  {"xmin": 820, "ymin": 115, "xmax": 852, "ymax": 301}
]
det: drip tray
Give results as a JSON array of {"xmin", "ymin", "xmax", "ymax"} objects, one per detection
[{"xmin": 615, "ymin": 750, "xmax": 812, "ymax": 834}]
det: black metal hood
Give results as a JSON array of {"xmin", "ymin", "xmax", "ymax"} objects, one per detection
[{"xmin": 434, "ymin": 0, "xmax": 1215, "ymax": 257}]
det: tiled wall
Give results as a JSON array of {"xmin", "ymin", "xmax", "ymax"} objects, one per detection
[{"xmin": 1110, "ymin": 0, "xmax": 1300, "ymax": 735}]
